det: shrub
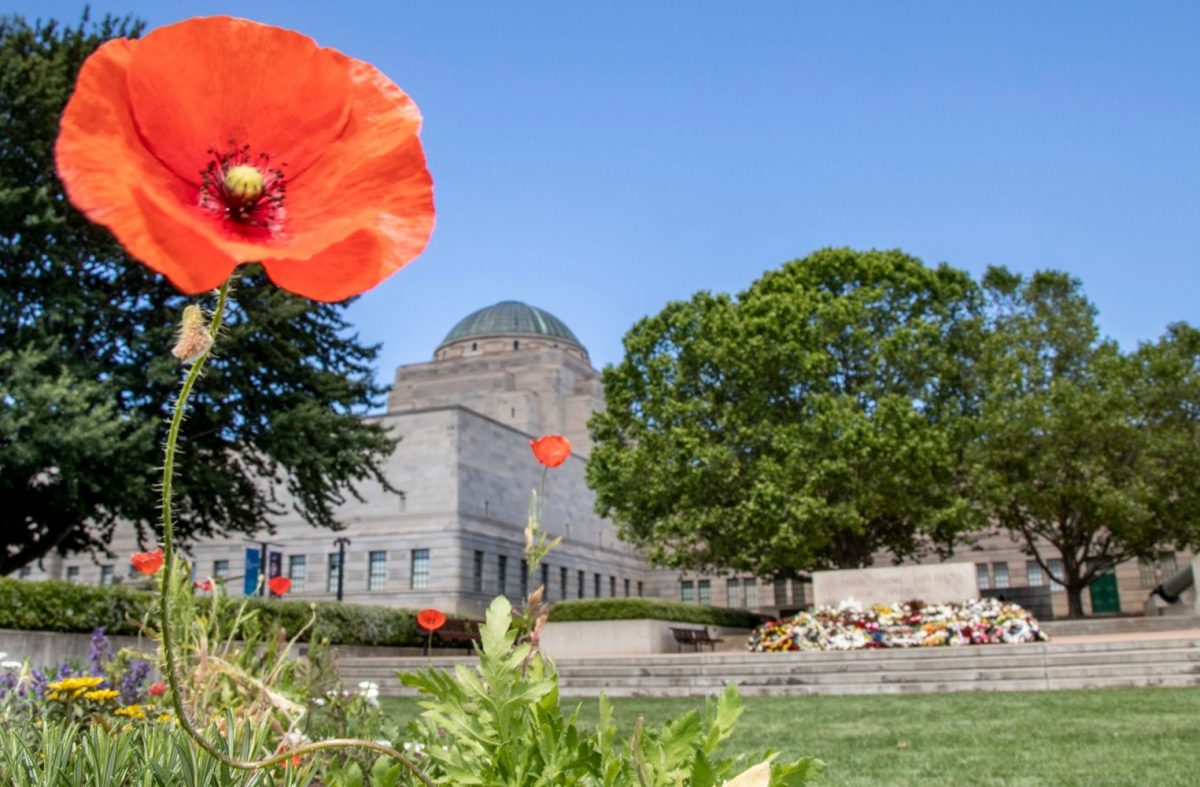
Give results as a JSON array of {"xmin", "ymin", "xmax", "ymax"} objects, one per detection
[
  {"xmin": 547, "ymin": 597, "xmax": 765, "ymax": 628},
  {"xmin": 0, "ymin": 578, "xmax": 154, "ymax": 636},
  {"xmin": 0, "ymin": 578, "xmax": 472, "ymax": 648}
]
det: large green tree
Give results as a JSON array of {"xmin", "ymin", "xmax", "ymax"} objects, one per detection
[
  {"xmin": 588, "ymin": 248, "xmax": 983, "ymax": 577},
  {"xmin": 0, "ymin": 14, "xmax": 398, "ymax": 575},
  {"xmin": 970, "ymin": 268, "xmax": 1200, "ymax": 617}
]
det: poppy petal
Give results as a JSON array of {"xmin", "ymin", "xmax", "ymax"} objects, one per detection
[
  {"xmin": 277, "ymin": 56, "xmax": 434, "ymax": 254},
  {"xmin": 56, "ymin": 38, "xmax": 239, "ymax": 293},
  {"xmin": 261, "ymin": 220, "xmax": 430, "ymax": 302},
  {"xmin": 126, "ymin": 16, "xmax": 352, "ymax": 183},
  {"xmin": 530, "ymin": 435, "xmax": 572, "ymax": 468}
]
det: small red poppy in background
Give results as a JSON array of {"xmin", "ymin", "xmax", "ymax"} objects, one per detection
[
  {"xmin": 268, "ymin": 576, "xmax": 292, "ymax": 596},
  {"xmin": 530, "ymin": 435, "xmax": 571, "ymax": 468},
  {"xmin": 193, "ymin": 579, "xmax": 214, "ymax": 592},
  {"xmin": 55, "ymin": 16, "xmax": 434, "ymax": 302},
  {"xmin": 130, "ymin": 548, "xmax": 164, "ymax": 575},
  {"xmin": 417, "ymin": 608, "xmax": 446, "ymax": 632},
  {"xmin": 148, "ymin": 682, "xmax": 167, "ymax": 697}
]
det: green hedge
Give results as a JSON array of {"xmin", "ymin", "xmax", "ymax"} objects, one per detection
[
  {"xmin": 0, "ymin": 577, "xmax": 473, "ymax": 648},
  {"xmin": 547, "ymin": 598, "xmax": 765, "ymax": 629}
]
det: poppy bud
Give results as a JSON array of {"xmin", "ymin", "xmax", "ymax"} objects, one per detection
[{"xmin": 171, "ymin": 304, "xmax": 213, "ymax": 364}]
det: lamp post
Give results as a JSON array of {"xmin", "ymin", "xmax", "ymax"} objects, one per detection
[{"xmin": 334, "ymin": 537, "xmax": 351, "ymax": 602}]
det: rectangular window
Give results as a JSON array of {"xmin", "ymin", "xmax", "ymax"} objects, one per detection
[
  {"xmin": 681, "ymin": 580, "xmax": 695, "ymax": 603},
  {"xmin": 992, "ymin": 562, "xmax": 1010, "ymax": 590},
  {"xmin": 368, "ymin": 551, "xmax": 387, "ymax": 591},
  {"xmin": 698, "ymin": 579, "xmax": 711, "ymax": 605},
  {"xmin": 541, "ymin": 563, "xmax": 550, "ymax": 597},
  {"xmin": 744, "ymin": 578, "xmax": 758, "ymax": 608},
  {"xmin": 411, "ymin": 549, "xmax": 430, "ymax": 590},
  {"xmin": 560, "ymin": 566, "xmax": 569, "ymax": 600},
  {"xmin": 624, "ymin": 578, "xmax": 631, "ymax": 597},
  {"xmin": 1140, "ymin": 553, "xmax": 1179, "ymax": 588},
  {"xmin": 66, "ymin": 566, "xmax": 80, "ymax": 582},
  {"xmin": 473, "ymin": 551, "xmax": 484, "ymax": 593},
  {"xmin": 578, "ymin": 569, "xmax": 585, "ymax": 598},
  {"xmin": 288, "ymin": 555, "xmax": 306, "ymax": 592},
  {"xmin": 774, "ymin": 577, "xmax": 790, "ymax": 606},
  {"xmin": 1027, "ymin": 561, "xmax": 1046, "ymax": 588},
  {"xmin": 99, "ymin": 565, "xmax": 114, "ymax": 586},
  {"xmin": 976, "ymin": 563, "xmax": 991, "ymax": 590},
  {"xmin": 1047, "ymin": 559, "xmax": 1065, "ymax": 592},
  {"xmin": 498, "ymin": 555, "xmax": 508, "ymax": 595},
  {"xmin": 594, "ymin": 573, "xmax": 602, "ymax": 598},
  {"xmin": 609, "ymin": 575, "xmax": 616, "ymax": 598},
  {"xmin": 727, "ymin": 577, "xmax": 741, "ymax": 608},
  {"xmin": 213, "ymin": 560, "xmax": 229, "ymax": 580},
  {"xmin": 520, "ymin": 559, "xmax": 529, "ymax": 599},
  {"xmin": 637, "ymin": 581, "xmax": 644, "ymax": 598},
  {"xmin": 327, "ymin": 553, "xmax": 342, "ymax": 593}
]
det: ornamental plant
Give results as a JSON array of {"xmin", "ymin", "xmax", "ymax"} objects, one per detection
[{"xmin": 55, "ymin": 13, "xmax": 435, "ymax": 782}]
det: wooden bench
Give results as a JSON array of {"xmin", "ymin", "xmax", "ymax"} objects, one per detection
[
  {"xmin": 423, "ymin": 619, "xmax": 479, "ymax": 654},
  {"xmin": 669, "ymin": 626, "xmax": 723, "ymax": 652}
]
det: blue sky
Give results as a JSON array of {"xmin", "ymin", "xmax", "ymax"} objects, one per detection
[{"xmin": 17, "ymin": 2, "xmax": 1200, "ymax": 396}]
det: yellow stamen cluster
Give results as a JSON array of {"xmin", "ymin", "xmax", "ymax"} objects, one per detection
[
  {"xmin": 83, "ymin": 689, "xmax": 120, "ymax": 702},
  {"xmin": 223, "ymin": 164, "xmax": 265, "ymax": 202}
]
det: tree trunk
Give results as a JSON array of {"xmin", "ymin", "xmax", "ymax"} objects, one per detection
[{"xmin": 1066, "ymin": 583, "xmax": 1087, "ymax": 618}]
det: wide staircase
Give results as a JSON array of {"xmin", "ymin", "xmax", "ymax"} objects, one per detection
[{"xmin": 338, "ymin": 635, "xmax": 1200, "ymax": 698}]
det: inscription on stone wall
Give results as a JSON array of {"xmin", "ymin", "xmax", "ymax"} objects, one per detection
[{"xmin": 812, "ymin": 563, "xmax": 979, "ymax": 608}]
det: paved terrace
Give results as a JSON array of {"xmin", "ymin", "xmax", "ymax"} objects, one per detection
[{"xmin": 337, "ymin": 619, "xmax": 1200, "ymax": 698}]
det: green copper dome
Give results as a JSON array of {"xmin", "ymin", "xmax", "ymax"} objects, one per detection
[{"xmin": 438, "ymin": 301, "xmax": 582, "ymax": 349}]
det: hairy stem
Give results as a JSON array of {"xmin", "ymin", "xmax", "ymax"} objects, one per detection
[{"xmin": 158, "ymin": 280, "xmax": 433, "ymax": 785}]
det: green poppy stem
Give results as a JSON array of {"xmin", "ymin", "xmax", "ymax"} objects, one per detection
[{"xmin": 158, "ymin": 278, "xmax": 433, "ymax": 785}]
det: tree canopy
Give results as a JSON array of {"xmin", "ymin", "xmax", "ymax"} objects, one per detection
[
  {"xmin": 588, "ymin": 248, "xmax": 983, "ymax": 576},
  {"xmin": 969, "ymin": 267, "xmax": 1200, "ymax": 617},
  {"xmin": 0, "ymin": 14, "xmax": 398, "ymax": 574}
]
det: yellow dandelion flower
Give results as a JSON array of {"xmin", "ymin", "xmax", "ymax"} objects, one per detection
[
  {"xmin": 157, "ymin": 712, "xmax": 175, "ymax": 724},
  {"xmin": 114, "ymin": 704, "xmax": 146, "ymax": 720},
  {"xmin": 84, "ymin": 689, "xmax": 120, "ymax": 702}
]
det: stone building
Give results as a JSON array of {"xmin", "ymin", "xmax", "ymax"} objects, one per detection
[
  {"xmin": 36, "ymin": 301, "xmax": 661, "ymax": 617},
  {"xmin": 30, "ymin": 300, "xmax": 1190, "ymax": 619}
]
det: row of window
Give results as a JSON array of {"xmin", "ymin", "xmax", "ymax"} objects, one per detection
[
  {"xmin": 678, "ymin": 578, "xmax": 761, "ymax": 608},
  {"xmin": 978, "ymin": 554, "xmax": 1179, "ymax": 592},
  {"xmin": 471, "ymin": 550, "xmax": 644, "ymax": 600},
  {"xmin": 45, "ymin": 550, "xmax": 431, "ymax": 593}
]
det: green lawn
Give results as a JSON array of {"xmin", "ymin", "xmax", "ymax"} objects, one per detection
[{"xmin": 382, "ymin": 686, "xmax": 1200, "ymax": 785}]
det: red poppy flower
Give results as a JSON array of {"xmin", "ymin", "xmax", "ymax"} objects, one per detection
[
  {"xmin": 55, "ymin": 16, "xmax": 434, "ymax": 302},
  {"xmin": 193, "ymin": 579, "xmax": 214, "ymax": 592},
  {"xmin": 417, "ymin": 608, "xmax": 446, "ymax": 632},
  {"xmin": 148, "ymin": 682, "xmax": 167, "ymax": 697},
  {"xmin": 529, "ymin": 435, "xmax": 572, "ymax": 468},
  {"xmin": 130, "ymin": 548, "xmax": 164, "ymax": 575},
  {"xmin": 268, "ymin": 576, "xmax": 292, "ymax": 596}
]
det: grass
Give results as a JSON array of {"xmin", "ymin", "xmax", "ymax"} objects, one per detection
[{"xmin": 382, "ymin": 686, "xmax": 1200, "ymax": 785}]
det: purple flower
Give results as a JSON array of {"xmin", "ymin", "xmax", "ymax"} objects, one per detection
[
  {"xmin": 89, "ymin": 629, "xmax": 113, "ymax": 676},
  {"xmin": 118, "ymin": 659, "xmax": 152, "ymax": 705}
]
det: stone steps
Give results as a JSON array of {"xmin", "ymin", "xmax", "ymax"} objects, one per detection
[{"xmin": 336, "ymin": 636, "xmax": 1200, "ymax": 697}]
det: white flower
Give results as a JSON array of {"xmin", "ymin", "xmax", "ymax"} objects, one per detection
[
  {"xmin": 357, "ymin": 680, "xmax": 381, "ymax": 705},
  {"xmin": 312, "ymin": 698, "xmax": 326, "ymax": 707},
  {"xmin": 1, "ymin": 661, "xmax": 20, "ymax": 670}
]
